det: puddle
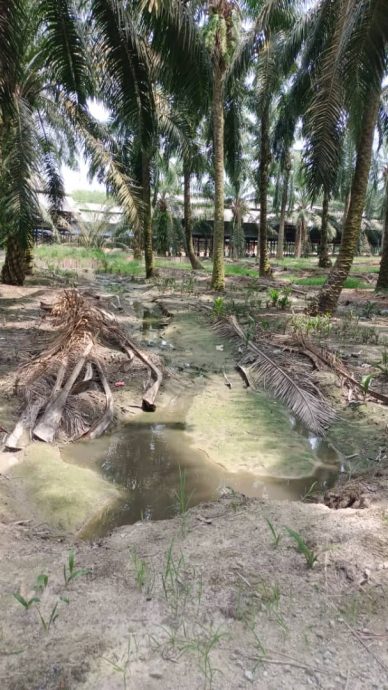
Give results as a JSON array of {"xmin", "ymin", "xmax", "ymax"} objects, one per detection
[
  {"xmin": 60, "ymin": 303, "xmax": 341, "ymax": 538},
  {"xmin": 61, "ymin": 382, "xmax": 340, "ymax": 540}
]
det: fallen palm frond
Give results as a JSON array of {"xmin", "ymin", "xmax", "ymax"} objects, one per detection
[
  {"xmin": 293, "ymin": 337, "xmax": 388, "ymax": 406},
  {"xmin": 5, "ymin": 290, "xmax": 163, "ymax": 449},
  {"xmin": 215, "ymin": 316, "xmax": 335, "ymax": 436}
]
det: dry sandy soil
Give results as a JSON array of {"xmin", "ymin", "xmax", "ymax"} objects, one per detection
[{"xmin": 1, "ymin": 268, "xmax": 388, "ymax": 690}]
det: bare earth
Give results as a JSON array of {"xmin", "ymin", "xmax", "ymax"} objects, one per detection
[{"xmin": 1, "ymin": 270, "xmax": 388, "ymax": 690}]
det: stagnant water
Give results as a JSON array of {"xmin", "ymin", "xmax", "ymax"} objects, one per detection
[{"xmin": 61, "ymin": 302, "xmax": 341, "ymax": 538}]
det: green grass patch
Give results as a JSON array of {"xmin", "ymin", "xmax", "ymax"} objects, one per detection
[
  {"xmin": 350, "ymin": 264, "xmax": 380, "ymax": 274},
  {"xmin": 35, "ymin": 245, "xmax": 103, "ymax": 262},
  {"xmin": 99, "ymin": 254, "xmax": 143, "ymax": 277},
  {"xmin": 275, "ymin": 257, "xmax": 319, "ymax": 271},
  {"xmin": 224, "ymin": 264, "xmax": 259, "ymax": 277},
  {"xmin": 294, "ymin": 275, "xmax": 370, "ymax": 289},
  {"xmin": 155, "ymin": 258, "xmax": 193, "ymax": 271},
  {"xmin": 155, "ymin": 258, "xmax": 259, "ymax": 278}
]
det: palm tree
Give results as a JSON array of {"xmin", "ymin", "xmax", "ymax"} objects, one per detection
[
  {"xmin": 300, "ymin": 0, "xmax": 387, "ymax": 314},
  {"xmin": 275, "ymin": 150, "xmax": 291, "ymax": 260},
  {"xmin": 225, "ymin": 80, "xmax": 251, "ymax": 259},
  {"xmin": 204, "ymin": 0, "xmax": 241, "ymax": 291},
  {"xmin": 376, "ymin": 166, "xmax": 388, "ymax": 290},
  {"xmin": 0, "ymin": 0, "xmax": 91, "ymax": 284},
  {"xmin": 318, "ymin": 190, "xmax": 333, "ymax": 267}
]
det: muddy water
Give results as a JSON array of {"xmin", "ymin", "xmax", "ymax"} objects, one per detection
[{"xmin": 61, "ymin": 303, "xmax": 341, "ymax": 538}]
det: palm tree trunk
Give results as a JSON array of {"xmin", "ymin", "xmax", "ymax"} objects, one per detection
[
  {"xmin": 276, "ymin": 152, "xmax": 291, "ymax": 260},
  {"xmin": 316, "ymin": 91, "xmax": 380, "ymax": 314},
  {"xmin": 184, "ymin": 164, "xmax": 203, "ymax": 270},
  {"xmin": 1, "ymin": 235, "xmax": 26, "ymax": 285},
  {"xmin": 233, "ymin": 207, "xmax": 244, "ymax": 258},
  {"xmin": 211, "ymin": 68, "xmax": 225, "ymax": 291},
  {"xmin": 376, "ymin": 173, "xmax": 388, "ymax": 290},
  {"xmin": 294, "ymin": 222, "xmax": 302, "ymax": 258},
  {"xmin": 142, "ymin": 151, "xmax": 154, "ymax": 279},
  {"xmin": 318, "ymin": 190, "xmax": 332, "ymax": 268},
  {"xmin": 258, "ymin": 105, "xmax": 271, "ymax": 276}
]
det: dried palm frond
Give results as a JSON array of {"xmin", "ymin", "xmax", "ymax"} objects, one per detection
[
  {"xmin": 6, "ymin": 289, "xmax": 163, "ymax": 449},
  {"xmin": 216, "ymin": 316, "xmax": 335, "ymax": 436},
  {"xmin": 295, "ymin": 337, "xmax": 388, "ymax": 406}
]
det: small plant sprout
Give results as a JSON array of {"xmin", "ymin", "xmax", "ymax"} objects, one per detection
[
  {"xmin": 131, "ymin": 550, "xmax": 148, "ymax": 591},
  {"xmin": 174, "ymin": 466, "xmax": 193, "ymax": 515},
  {"xmin": 12, "ymin": 592, "xmax": 41, "ymax": 610},
  {"xmin": 35, "ymin": 573, "xmax": 49, "ymax": 592},
  {"xmin": 301, "ymin": 481, "xmax": 318, "ymax": 502},
  {"xmin": 265, "ymin": 518, "xmax": 282, "ymax": 547},
  {"xmin": 376, "ymin": 348, "xmax": 388, "ymax": 377},
  {"xmin": 286, "ymin": 528, "xmax": 318, "ymax": 568},
  {"xmin": 360, "ymin": 373, "xmax": 374, "ymax": 398},
  {"xmin": 267, "ymin": 288, "xmax": 280, "ymax": 308},
  {"xmin": 13, "ymin": 572, "xmax": 69, "ymax": 633},
  {"xmin": 212, "ymin": 296, "xmax": 225, "ymax": 318},
  {"xmin": 278, "ymin": 287, "xmax": 292, "ymax": 310},
  {"xmin": 63, "ymin": 550, "xmax": 91, "ymax": 587}
]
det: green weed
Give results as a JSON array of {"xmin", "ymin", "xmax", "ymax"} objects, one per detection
[
  {"xmin": 64, "ymin": 551, "xmax": 91, "ymax": 587},
  {"xmin": 267, "ymin": 287, "xmax": 280, "ymax": 307},
  {"xmin": 212, "ymin": 296, "xmax": 226, "ymax": 318},
  {"xmin": 375, "ymin": 348, "xmax": 388, "ymax": 377},
  {"xmin": 131, "ymin": 550, "xmax": 153, "ymax": 596},
  {"xmin": 12, "ymin": 593, "xmax": 40, "ymax": 610},
  {"xmin": 265, "ymin": 518, "xmax": 282, "ymax": 547},
  {"xmin": 295, "ymin": 276, "xmax": 370, "ymax": 289},
  {"xmin": 301, "ymin": 481, "xmax": 318, "ymax": 502},
  {"xmin": 13, "ymin": 573, "xmax": 69, "ymax": 633},
  {"xmin": 289, "ymin": 313, "xmax": 332, "ymax": 338},
  {"xmin": 360, "ymin": 373, "xmax": 374, "ymax": 397},
  {"xmin": 286, "ymin": 527, "xmax": 318, "ymax": 568},
  {"xmin": 174, "ymin": 467, "xmax": 193, "ymax": 515}
]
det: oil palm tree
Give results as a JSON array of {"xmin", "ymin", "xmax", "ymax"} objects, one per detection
[
  {"xmin": 0, "ymin": 0, "xmax": 91, "ymax": 284},
  {"xmin": 275, "ymin": 150, "xmax": 292, "ymax": 260},
  {"xmin": 301, "ymin": 0, "xmax": 388, "ymax": 314},
  {"xmin": 92, "ymin": 0, "xmax": 210, "ymax": 278},
  {"xmin": 376, "ymin": 165, "xmax": 388, "ymax": 290},
  {"xmin": 0, "ymin": 0, "xmax": 144, "ymax": 285},
  {"xmin": 204, "ymin": 0, "xmax": 241, "ymax": 290}
]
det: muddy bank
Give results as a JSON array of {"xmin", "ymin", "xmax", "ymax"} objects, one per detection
[{"xmin": 1, "ymin": 494, "xmax": 388, "ymax": 690}]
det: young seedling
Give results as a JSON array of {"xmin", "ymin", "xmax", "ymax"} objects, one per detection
[
  {"xmin": 63, "ymin": 550, "xmax": 91, "ymax": 587},
  {"xmin": 212, "ymin": 297, "xmax": 225, "ymax": 318},
  {"xmin": 286, "ymin": 528, "xmax": 318, "ymax": 568},
  {"xmin": 131, "ymin": 550, "xmax": 149, "ymax": 591},
  {"xmin": 376, "ymin": 348, "xmax": 388, "ymax": 377},
  {"xmin": 12, "ymin": 593, "xmax": 40, "ymax": 610},
  {"xmin": 174, "ymin": 467, "xmax": 193, "ymax": 515},
  {"xmin": 267, "ymin": 288, "xmax": 280, "ymax": 308},
  {"xmin": 301, "ymin": 481, "xmax": 318, "ymax": 502},
  {"xmin": 360, "ymin": 373, "xmax": 374, "ymax": 399},
  {"xmin": 265, "ymin": 518, "xmax": 282, "ymax": 547}
]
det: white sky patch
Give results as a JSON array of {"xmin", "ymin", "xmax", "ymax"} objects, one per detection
[{"xmin": 62, "ymin": 99, "xmax": 110, "ymax": 194}]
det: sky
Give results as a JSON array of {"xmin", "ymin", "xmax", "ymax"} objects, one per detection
[{"xmin": 61, "ymin": 100, "xmax": 109, "ymax": 194}]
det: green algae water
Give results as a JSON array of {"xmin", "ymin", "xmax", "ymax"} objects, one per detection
[{"xmin": 58, "ymin": 305, "xmax": 340, "ymax": 538}]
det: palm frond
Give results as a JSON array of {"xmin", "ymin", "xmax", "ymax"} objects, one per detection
[
  {"xmin": 92, "ymin": 0, "xmax": 155, "ymax": 146},
  {"xmin": 63, "ymin": 96, "xmax": 141, "ymax": 230},
  {"xmin": 37, "ymin": 0, "xmax": 92, "ymax": 102},
  {"xmin": 0, "ymin": 97, "xmax": 40, "ymax": 247},
  {"xmin": 140, "ymin": 0, "xmax": 211, "ymax": 108},
  {"xmin": 216, "ymin": 316, "xmax": 335, "ymax": 436},
  {"xmin": 0, "ymin": 0, "xmax": 25, "ymax": 110}
]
